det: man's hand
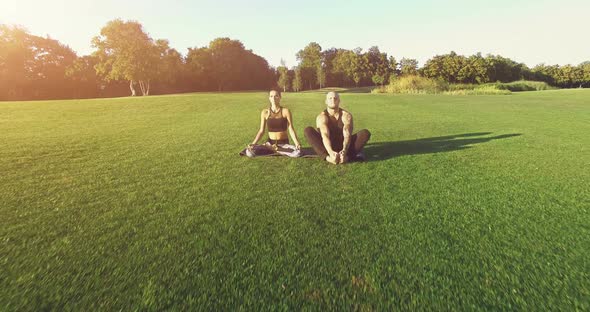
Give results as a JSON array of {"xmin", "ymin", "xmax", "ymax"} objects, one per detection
[
  {"xmin": 326, "ymin": 151, "xmax": 340, "ymax": 164},
  {"xmin": 338, "ymin": 151, "xmax": 348, "ymax": 164}
]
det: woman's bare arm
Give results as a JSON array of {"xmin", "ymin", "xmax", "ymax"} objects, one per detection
[
  {"xmin": 284, "ymin": 108, "xmax": 301, "ymax": 149},
  {"xmin": 250, "ymin": 109, "xmax": 267, "ymax": 145}
]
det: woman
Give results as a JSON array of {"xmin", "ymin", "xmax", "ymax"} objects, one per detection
[{"xmin": 246, "ymin": 89, "xmax": 301, "ymax": 157}]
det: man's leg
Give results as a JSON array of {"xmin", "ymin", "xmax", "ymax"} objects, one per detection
[
  {"xmin": 347, "ymin": 129, "xmax": 371, "ymax": 160},
  {"xmin": 304, "ymin": 127, "xmax": 329, "ymax": 159}
]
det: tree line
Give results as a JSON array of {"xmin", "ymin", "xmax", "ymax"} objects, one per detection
[
  {"xmin": 1, "ymin": 20, "xmax": 589, "ymax": 101},
  {"xmin": 0, "ymin": 21, "xmax": 275, "ymax": 100},
  {"xmin": 283, "ymin": 44, "xmax": 590, "ymax": 91}
]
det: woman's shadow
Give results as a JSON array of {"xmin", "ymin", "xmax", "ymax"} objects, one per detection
[{"xmin": 364, "ymin": 132, "xmax": 522, "ymax": 161}]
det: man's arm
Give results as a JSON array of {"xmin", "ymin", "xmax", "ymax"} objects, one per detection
[
  {"xmin": 316, "ymin": 114, "xmax": 336, "ymax": 158},
  {"xmin": 341, "ymin": 111, "xmax": 353, "ymax": 155}
]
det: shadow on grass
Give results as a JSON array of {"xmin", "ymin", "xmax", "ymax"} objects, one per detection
[{"xmin": 364, "ymin": 132, "xmax": 522, "ymax": 161}]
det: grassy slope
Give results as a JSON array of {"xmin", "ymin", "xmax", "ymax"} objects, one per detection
[{"xmin": 1, "ymin": 90, "xmax": 589, "ymax": 310}]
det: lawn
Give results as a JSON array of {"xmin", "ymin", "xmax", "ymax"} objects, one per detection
[{"xmin": 1, "ymin": 89, "xmax": 589, "ymax": 310}]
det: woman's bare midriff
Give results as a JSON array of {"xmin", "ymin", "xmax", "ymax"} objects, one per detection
[{"xmin": 268, "ymin": 131, "xmax": 288, "ymax": 140}]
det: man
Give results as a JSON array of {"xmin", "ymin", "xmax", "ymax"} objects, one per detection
[{"xmin": 304, "ymin": 91, "xmax": 371, "ymax": 164}]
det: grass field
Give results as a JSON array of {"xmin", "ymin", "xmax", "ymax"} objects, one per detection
[{"xmin": 1, "ymin": 89, "xmax": 589, "ymax": 310}]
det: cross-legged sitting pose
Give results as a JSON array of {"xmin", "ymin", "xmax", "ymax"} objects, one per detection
[
  {"xmin": 246, "ymin": 89, "xmax": 302, "ymax": 157},
  {"xmin": 304, "ymin": 91, "xmax": 371, "ymax": 164}
]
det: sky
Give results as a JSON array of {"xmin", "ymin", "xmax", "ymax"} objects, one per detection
[{"xmin": 1, "ymin": 0, "xmax": 588, "ymax": 68}]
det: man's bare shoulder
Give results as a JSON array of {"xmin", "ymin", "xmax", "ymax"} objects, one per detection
[
  {"xmin": 316, "ymin": 111, "xmax": 329, "ymax": 121},
  {"xmin": 316, "ymin": 112, "xmax": 329, "ymax": 125},
  {"xmin": 341, "ymin": 109, "xmax": 353, "ymax": 122}
]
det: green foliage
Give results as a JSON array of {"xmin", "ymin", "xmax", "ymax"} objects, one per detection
[
  {"xmin": 4, "ymin": 21, "xmax": 590, "ymax": 101},
  {"xmin": 383, "ymin": 75, "xmax": 447, "ymax": 94},
  {"xmin": 296, "ymin": 42, "xmax": 323, "ymax": 89},
  {"xmin": 91, "ymin": 19, "xmax": 159, "ymax": 94},
  {"xmin": 399, "ymin": 58, "xmax": 418, "ymax": 76},
  {"xmin": 292, "ymin": 67, "xmax": 303, "ymax": 92},
  {"xmin": 379, "ymin": 77, "xmax": 549, "ymax": 95},
  {"xmin": 422, "ymin": 52, "xmax": 525, "ymax": 84},
  {"xmin": 185, "ymin": 38, "xmax": 274, "ymax": 92},
  {"xmin": 364, "ymin": 46, "xmax": 391, "ymax": 86},
  {"xmin": 0, "ymin": 25, "xmax": 77, "ymax": 100},
  {"xmin": 277, "ymin": 65, "xmax": 290, "ymax": 92},
  {"xmin": 443, "ymin": 85, "xmax": 511, "ymax": 95},
  {"xmin": 492, "ymin": 81, "xmax": 553, "ymax": 92}
]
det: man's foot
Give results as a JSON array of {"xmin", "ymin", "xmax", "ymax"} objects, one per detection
[
  {"xmin": 354, "ymin": 152, "xmax": 366, "ymax": 161},
  {"xmin": 338, "ymin": 154, "xmax": 348, "ymax": 164}
]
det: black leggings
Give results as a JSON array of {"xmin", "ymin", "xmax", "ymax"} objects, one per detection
[{"xmin": 304, "ymin": 127, "xmax": 371, "ymax": 159}]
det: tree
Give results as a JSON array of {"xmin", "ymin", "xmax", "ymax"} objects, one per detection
[
  {"xmin": 332, "ymin": 49, "xmax": 366, "ymax": 87},
  {"xmin": 66, "ymin": 55, "xmax": 101, "ymax": 98},
  {"xmin": 555, "ymin": 64, "xmax": 583, "ymax": 88},
  {"xmin": 399, "ymin": 58, "xmax": 418, "ymax": 76},
  {"xmin": 292, "ymin": 66, "xmax": 303, "ymax": 92},
  {"xmin": 388, "ymin": 56, "xmax": 399, "ymax": 80},
  {"xmin": 277, "ymin": 59, "xmax": 290, "ymax": 92},
  {"xmin": 317, "ymin": 64, "xmax": 326, "ymax": 89},
  {"xmin": 485, "ymin": 54, "xmax": 524, "ymax": 83},
  {"xmin": 92, "ymin": 19, "xmax": 159, "ymax": 96},
  {"xmin": 185, "ymin": 46, "xmax": 213, "ymax": 91},
  {"xmin": 185, "ymin": 38, "xmax": 274, "ymax": 92},
  {"xmin": 531, "ymin": 63, "xmax": 559, "ymax": 85},
  {"xmin": 208, "ymin": 38, "xmax": 246, "ymax": 91},
  {"xmin": 322, "ymin": 48, "xmax": 341, "ymax": 87},
  {"xmin": 0, "ymin": 24, "xmax": 77, "ymax": 100},
  {"xmin": 152, "ymin": 39, "xmax": 184, "ymax": 94},
  {"xmin": 296, "ymin": 42, "xmax": 322, "ymax": 89},
  {"xmin": 580, "ymin": 61, "xmax": 590, "ymax": 88},
  {"xmin": 365, "ymin": 46, "xmax": 390, "ymax": 86}
]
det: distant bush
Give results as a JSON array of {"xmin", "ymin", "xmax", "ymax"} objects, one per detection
[
  {"xmin": 375, "ymin": 75, "xmax": 511, "ymax": 95},
  {"xmin": 376, "ymin": 75, "xmax": 447, "ymax": 94},
  {"xmin": 374, "ymin": 76, "xmax": 555, "ymax": 95},
  {"xmin": 491, "ymin": 80, "xmax": 553, "ymax": 91},
  {"xmin": 443, "ymin": 85, "xmax": 511, "ymax": 95}
]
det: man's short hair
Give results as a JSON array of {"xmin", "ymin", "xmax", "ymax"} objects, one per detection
[
  {"xmin": 269, "ymin": 89, "xmax": 282, "ymax": 97},
  {"xmin": 326, "ymin": 91, "xmax": 339, "ymax": 98}
]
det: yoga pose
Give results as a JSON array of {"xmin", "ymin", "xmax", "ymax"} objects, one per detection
[
  {"xmin": 304, "ymin": 91, "xmax": 371, "ymax": 164},
  {"xmin": 246, "ymin": 89, "xmax": 302, "ymax": 157}
]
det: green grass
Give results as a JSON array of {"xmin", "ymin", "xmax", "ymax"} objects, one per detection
[{"xmin": 1, "ymin": 89, "xmax": 589, "ymax": 310}]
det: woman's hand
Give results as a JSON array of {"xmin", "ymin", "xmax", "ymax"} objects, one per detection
[{"xmin": 295, "ymin": 142, "xmax": 301, "ymax": 150}]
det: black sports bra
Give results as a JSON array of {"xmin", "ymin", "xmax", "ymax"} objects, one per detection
[{"xmin": 267, "ymin": 108, "xmax": 288, "ymax": 132}]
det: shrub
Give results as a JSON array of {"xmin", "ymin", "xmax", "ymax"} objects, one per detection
[
  {"xmin": 444, "ymin": 85, "xmax": 511, "ymax": 95},
  {"xmin": 492, "ymin": 80, "xmax": 553, "ymax": 91},
  {"xmin": 384, "ymin": 75, "xmax": 447, "ymax": 94}
]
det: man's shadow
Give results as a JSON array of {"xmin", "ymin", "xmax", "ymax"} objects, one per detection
[{"xmin": 364, "ymin": 132, "xmax": 522, "ymax": 161}]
